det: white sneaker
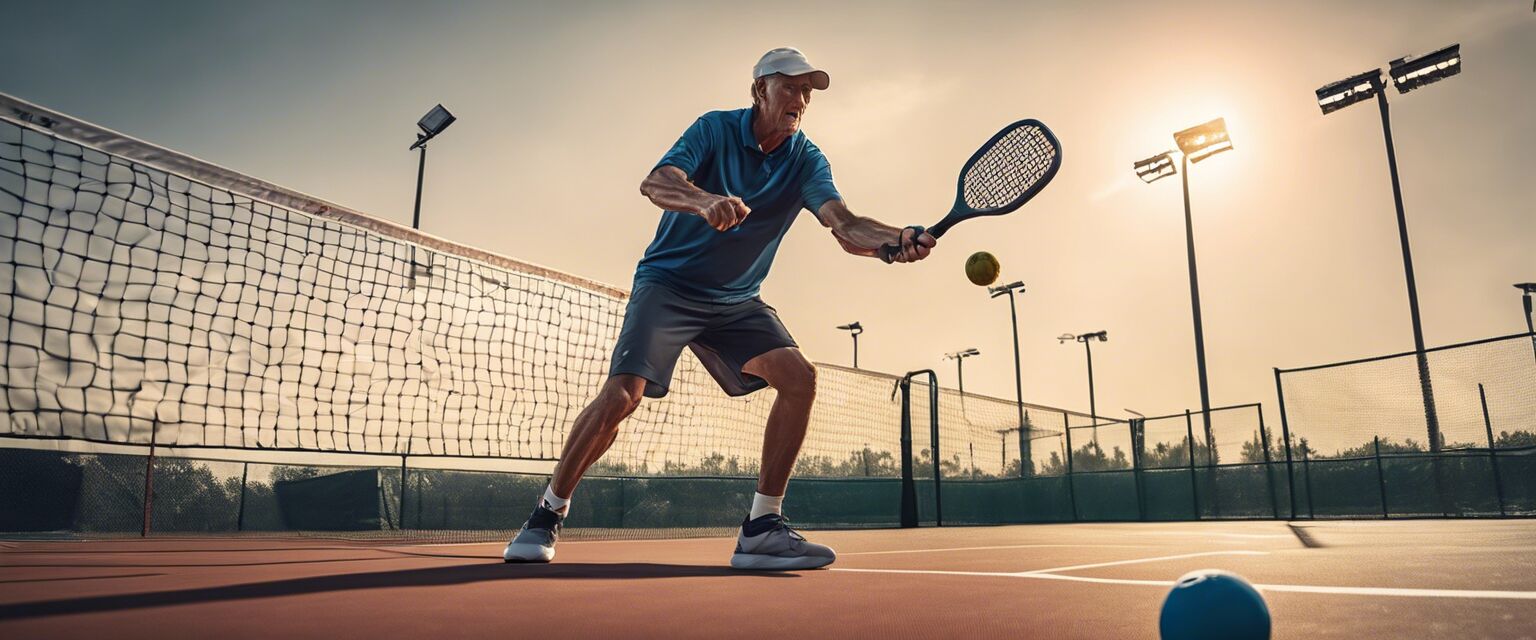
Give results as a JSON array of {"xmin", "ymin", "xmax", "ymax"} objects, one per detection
[{"xmin": 729, "ymin": 514, "xmax": 836, "ymax": 570}]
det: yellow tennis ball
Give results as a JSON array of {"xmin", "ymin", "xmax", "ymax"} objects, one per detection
[{"xmin": 965, "ymin": 251, "xmax": 1001, "ymax": 286}]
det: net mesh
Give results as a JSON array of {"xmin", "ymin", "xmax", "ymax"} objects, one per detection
[
  {"xmin": 960, "ymin": 123, "xmax": 1058, "ymax": 211},
  {"xmin": 0, "ymin": 94, "xmax": 913, "ymax": 476}
]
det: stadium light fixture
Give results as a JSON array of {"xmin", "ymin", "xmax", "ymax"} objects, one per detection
[
  {"xmin": 410, "ymin": 104, "xmax": 457, "ymax": 150},
  {"xmin": 1316, "ymin": 69, "xmax": 1383, "ymax": 115},
  {"xmin": 1173, "ymin": 118, "xmax": 1233, "ymax": 164},
  {"xmin": 987, "ymin": 280, "xmax": 1029, "ymax": 476},
  {"xmin": 1390, "ymin": 44, "xmax": 1461, "ymax": 94},
  {"xmin": 1134, "ymin": 151, "xmax": 1177, "ymax": 184},
  {"xmin": 1059, "ymin": 331, "xmax": 1109, "ymax": 427},
  {"xmin": 944, "ymin": 348, "xmax": 981, "ymax": 398},
  {"xmin": 837, "ymin": 322, "xmax": 864, "ymax": 368},
  {"xmin": 1314, "ymin": 45, "xmax": 1464, "ymax": 455},
  {"xmin": 1135, "ymin": 117, "xmax": 1233, "ymax": 455}
]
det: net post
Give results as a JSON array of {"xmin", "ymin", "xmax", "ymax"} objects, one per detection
[
  {"xmin": 1274, "ymin": 368, "xmax": 1298, "ymax": 519},
  {"xmin": 922, "ymin": 371, "xmax": 942, "ymax": 527},
  {"xmin": 1063, "ymin": 411, "xmax": 1078, "ymax": 522},
  {"xmin": 1479, "ymin": 383, "xmax": 1507, "ymax": 517},
  {"xmin": 899, "ymin": 378, "xmax": 918, "ymax": 528},
  {"xmin": 1374, "ymin": 436, "xmax": 1389, "ymax": 518},
  {"xmin": 1257, "ymin": 404, "xmax": 1279, "ymax": 519},
  {"xmin": 1184, "ymin": 410, "xmax": 1201, "ymax": 519}
]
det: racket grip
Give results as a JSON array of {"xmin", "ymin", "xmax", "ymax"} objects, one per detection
[{"xmin": 879, "ymin": 225, "xmax": 927, "ymax": 264}]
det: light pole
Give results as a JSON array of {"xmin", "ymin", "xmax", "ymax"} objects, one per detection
[
  {"xmin": 1134, "ymin": 117, "xmax": 1233, "ymax": 456},
  {"xmin": 944, "ymin": 348, "xmax": 981, "ymax": 397},
  {"xmin": 408, "ymin": 104, "xmax": 456, "ymax": 282},
  {"xmin": 989, "ymin": 280, "xmax": 1029, "ymax": 477},
  {"xmin": 1517, "ymin": 283, "xmax": 1536, "ymax": 363},
  {"xmin": 1314, "ymin": 44, "xmax": 1462, "ymax": 452},
  {"xmin": 837, "ymin": 322, "xmax": 863, "ymax": 368},
  {"xmin": 1058, "ymin": 331, "xmax": 1108, "ymax": 433}
]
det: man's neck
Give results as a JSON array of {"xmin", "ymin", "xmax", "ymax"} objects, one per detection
[{"xmin": 751, "ymin": 107, "xmax": 790, "ymax": 154}]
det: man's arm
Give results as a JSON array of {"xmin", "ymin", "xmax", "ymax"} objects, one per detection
[
  {"xmin": 639, "ymin": 166, "xmax": 752, "ymax": 232},
  {"xmin": 816, "ymin": 199, "xmax": 935, "ymax": 263}
]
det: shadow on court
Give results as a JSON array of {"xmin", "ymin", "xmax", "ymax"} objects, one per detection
[{"xmin": 0, "ymin": 562, "xmax": 794, "ymax": 620}]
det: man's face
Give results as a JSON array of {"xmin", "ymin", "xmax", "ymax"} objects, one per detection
[{"xmin": 756, "ymin": 73, "xmax": 815, "ymax": 137}]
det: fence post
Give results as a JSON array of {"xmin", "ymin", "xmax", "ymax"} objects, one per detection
[
  {"xmin": 141, "ymin": 424, "xmax": 158, "ymax": 537},
  {"xmin": 399, "ymin": 452, "xmax": 409, "ymax": 531},
  {"xmin": 1479, "ymin": 383, "xmax": 1507, "ymax": 517},
  {"xmin": 1131, "ymin": 418, "xmax": 1147, "ymax": 521},
  {"xmin": 236, "ymin": 462, "xmax": 249, "ymax": 531},
  {"xmin": 899, "ymin": 378, "xmax": 918, "ymax": 528},
  {"xmin": 1274, "ymin": 368, "xmax": 1298, "ymax": 519},
  {"xmin": 1257, "ymin": 405, "xmax": 1279, "ymax": 519},
  {"xmin": 1374, "ymin": 436, "xmax": 1389, "ymax": 518},
  {"xmin": 1063, "ymin": 410, "xmax": 1079, "ymax": 521},
  {"xmin": 1185, "ymin": 410, "xmax": 1201, "ymax": 519},
  {"xmin": 1301, "ymin": 446, "xmax": 1315, "ymax": 519}
]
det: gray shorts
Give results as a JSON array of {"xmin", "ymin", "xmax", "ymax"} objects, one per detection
[{"xmin": 610, "ymin": 283, "xmax": 797, "ymax": 398}]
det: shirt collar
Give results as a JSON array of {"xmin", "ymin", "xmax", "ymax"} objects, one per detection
[{"xmin": 741, "ymin": 107, "xmax": 797, "ymax": 157}]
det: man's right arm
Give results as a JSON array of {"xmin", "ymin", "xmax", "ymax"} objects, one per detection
[{"xmin": 639, "ymin": 166, "xmax": 752, "ymax": 232}]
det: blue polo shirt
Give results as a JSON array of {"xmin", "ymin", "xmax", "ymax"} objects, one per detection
[{"xmin": 635, "ymin": 107, "xmax": 842, "ymax": 303}]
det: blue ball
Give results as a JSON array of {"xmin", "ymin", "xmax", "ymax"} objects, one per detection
[{"xmin": 1159, "ymin": 569, "xmax": 1271, "ymax": 640}]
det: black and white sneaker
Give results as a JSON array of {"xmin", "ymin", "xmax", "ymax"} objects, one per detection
[
  {"xmin": 502, "ymin": 501, "xmax": 565, "ymax": 563},
  {"xmin": 730, "ymin": 513, "xmax": 836, "ymax": 570}
]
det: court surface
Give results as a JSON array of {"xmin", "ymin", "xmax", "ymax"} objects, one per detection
[{"xmin": 3, "ymin": 520, "xmax": 1534, "ymax": 639}]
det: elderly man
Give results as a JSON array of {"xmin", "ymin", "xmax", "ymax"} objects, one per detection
[{"xmin": 504, "ymin": 47, "xmax": 936, "ymax": 570}]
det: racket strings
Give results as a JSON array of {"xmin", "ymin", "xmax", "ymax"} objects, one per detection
[{"xmin": 962, "ymin": 126, "xmax": 1058, "ymax": 210}]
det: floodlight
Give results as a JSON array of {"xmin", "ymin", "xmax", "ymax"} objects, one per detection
[
  {"xmin": 988, "ymin": 281, "xmax": 1026, "ymax": 297},
  {"xmin": 1134, "ymin": 151, "xmax": 1177, "ymax": 184},
  {"xmin": 1316, "ymin": 69, "xmax": 1383, "ymax": 115},
  {"xmin": 836, "ymin": 321, "xmax": 863, "ymax": 333},
  {"xmin": 1513, "ymin": 283, "xmax": 1536, "ymax": 294},
  {"xmin": 1173, "ymin": 118, "xmax": 1232, "ymax": 164},
  {"xmin": 410, "ymin": 104, "xmax": 457, "ymax": 149},
  {"xmin": 1390, "ymin": 44, "xmax": 1461, "ymax": 94}
]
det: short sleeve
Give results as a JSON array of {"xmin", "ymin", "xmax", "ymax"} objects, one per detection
[
  {"xmin": 799, "ymin": 140, "xmax": 842, "ymax": 219},
  {"xmin": 653, "ymin": 116, "xmax": 716, "ymax": 180}
]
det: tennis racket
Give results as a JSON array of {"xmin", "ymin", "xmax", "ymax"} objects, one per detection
[{"xmin": 880, "ymin": 119, "xmax": 1062, "ymax": 263}]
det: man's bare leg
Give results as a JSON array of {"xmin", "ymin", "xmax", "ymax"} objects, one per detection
[
  {"xmin": 505, "ymin": 374, "xmax": 645, "ymax": 563},
  {"xmin": 741, "ymin": 347, "xmax": 817, "ymax": 496},
  {"xmin": 548, "ymin": 374, "xmax": 648, "ymax": 498},
  {"xmin": 731, "ymin": 346, "xmax": 835, "ymax": 570}
]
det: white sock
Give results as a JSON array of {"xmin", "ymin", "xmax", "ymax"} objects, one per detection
[
  {"xmin": 749, "ymin": 492, "xmax": 784, "ymax": 520},
  {"xmin": 542, "ymin": 485, "xmax": 570, "ymax": 514}
]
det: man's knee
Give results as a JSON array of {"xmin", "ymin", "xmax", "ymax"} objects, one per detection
[
  {"xmin": 755, "ymin": 350, "xmax": 816, "ymax": 400},
  {"xmin": 599, "ymin": 375, "xmax": 647, "ymax": 416}
]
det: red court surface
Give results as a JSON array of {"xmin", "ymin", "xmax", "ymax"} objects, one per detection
[{"xmin": 3, "ymin": 520, "xmax": 1534, "ymax": 639}]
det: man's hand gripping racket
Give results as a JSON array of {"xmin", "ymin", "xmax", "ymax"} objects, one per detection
[{"xmin": 881, "ymin": 119, "xmax": 1063, "ymax": 263}]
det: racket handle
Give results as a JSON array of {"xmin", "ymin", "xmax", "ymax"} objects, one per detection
[{"xmin": 879, "ymin": 225, "xmax": 927, "ymax": 264}]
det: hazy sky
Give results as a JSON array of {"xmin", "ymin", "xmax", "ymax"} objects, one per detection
[{"xmin": 4, "ymin": 0, "xmax": 1531, "ymax": 428}]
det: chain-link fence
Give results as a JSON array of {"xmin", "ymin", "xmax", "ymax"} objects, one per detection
[{"xmin": 1277, "ymin": 333, "xmax": 1536, "ymax": 518}]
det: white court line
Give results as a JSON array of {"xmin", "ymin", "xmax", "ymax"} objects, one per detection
[
  {"xmin": 1018, "ymin": 551, "xmax": 1268, "ymax": 575},
  {"xmin": 1142, "ymin": 531, "xmax": 1293, "ymax": 539},
  {"xmin": 833, "ymin": 549, "xmax": 1536, "ymax": 600},
  {"xmin": 844, "ymin": 544, "xmax": 1149, "ymax": 556}
]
